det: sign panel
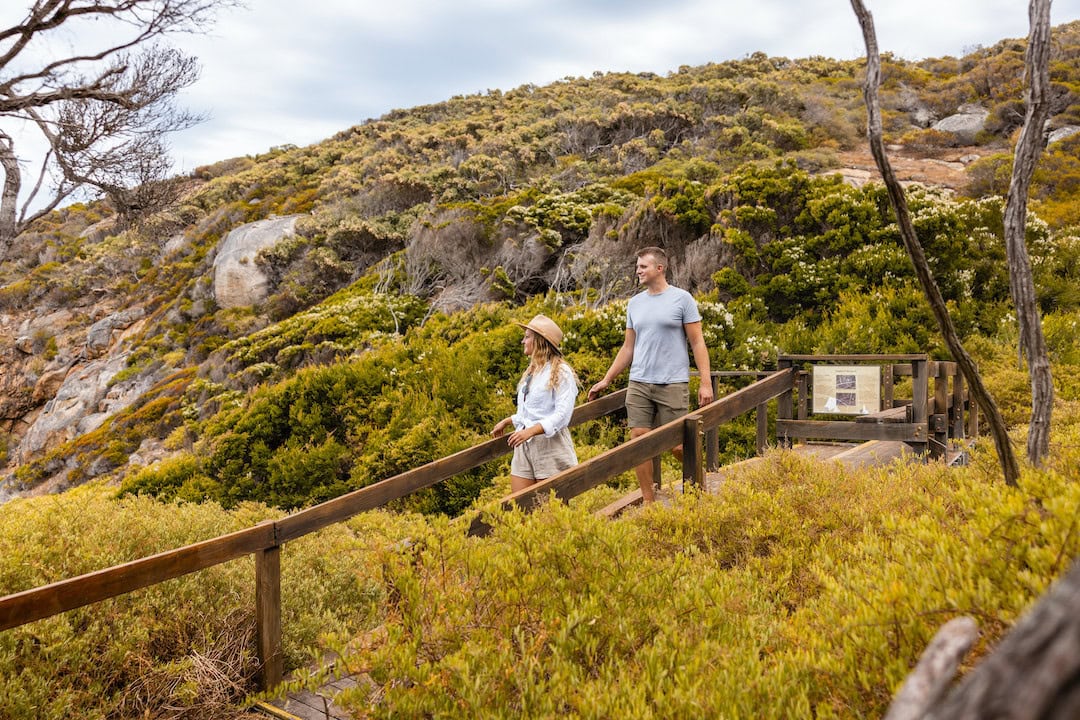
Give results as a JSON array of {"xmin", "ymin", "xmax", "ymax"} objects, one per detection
[{"xmin": 812, "ymin": 365, "xmax": 881, "ymax": 415}]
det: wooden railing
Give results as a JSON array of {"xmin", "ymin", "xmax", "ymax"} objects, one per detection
[
  {"xmin": 775, "ymin": 354, "xmax": 976, "ymax": 459},
  {"xmin": 0, "ymin": 369, "xmax": 795, "ymax": 690},
  {"xmin": 468, "ymin": 368, "xmax": 793, "ymax": 532}
]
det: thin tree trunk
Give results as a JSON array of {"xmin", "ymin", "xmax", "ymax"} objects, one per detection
[
  {"xmin": 850, "ymin": 0, "xmax": 1020, "ymax": 487},
  {"xmin": 1005, "ymin": 0, "xmax": 1054, "ymax": 465},
  {"xmin": 0, "ymin": 131, "xmax": 20, "ymax": 260}
]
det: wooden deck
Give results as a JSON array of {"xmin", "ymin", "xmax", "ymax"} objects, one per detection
[
  {"xmin": 253, "ymin": 661, "xmax": 365, "ymax": 720},
  {"xmin": 599, "ymin": 440, "xmax": 923, "ymax": 518}
]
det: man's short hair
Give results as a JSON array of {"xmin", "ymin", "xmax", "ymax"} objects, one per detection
[{"xmin": 636, "ymin": 246, "xmax": 668, "ymax": 270}]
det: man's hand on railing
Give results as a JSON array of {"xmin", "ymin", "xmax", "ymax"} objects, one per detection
[
  {"xmin": 698, "ymin": 382, "xmax": 714, "ymax": 407},
  {"xmin": 587, "ymin": 378, "xmax": 610, "ymax": 401}
]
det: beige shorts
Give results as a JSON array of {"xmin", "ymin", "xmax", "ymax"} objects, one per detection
[
  {"xmin": 510, "ymin": 427, "xmax": 578, "ymax": 480},
  {"xmin": 625, "ymin": 381, "xmax": 689, "ymax": 429}
]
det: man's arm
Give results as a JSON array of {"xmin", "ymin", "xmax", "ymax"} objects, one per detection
[
  {"xmin": 685, "ymin": 321, "xmax": 714, "ymax": 406},
  {"xmin": 588, "ymin": 328, "xmax": 636, "ymax": 400}
]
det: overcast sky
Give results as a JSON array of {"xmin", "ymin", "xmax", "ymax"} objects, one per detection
[{"xmin": 11, "ymin": 0, "xmax": 1080, "ymax": 175}]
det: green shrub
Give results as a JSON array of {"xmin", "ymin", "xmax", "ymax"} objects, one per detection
[
  {"xmin": 0, "ymin": 484, "xmax": 420, "ymax": 720},
  {"xmin": 330, "ymin": 435, "xmax": 1080, "ymax": 719}
]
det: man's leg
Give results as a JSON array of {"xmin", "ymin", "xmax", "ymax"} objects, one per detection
[
  {"xmin": 657, "ymin": 382, "xmax": 690, "ymax": 476},
  {"xmin": 631, "ymin": 426, "xmax": 656, "ymax": 502}
]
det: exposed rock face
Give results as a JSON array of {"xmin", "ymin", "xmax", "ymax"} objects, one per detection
[
  {"xmin": 0, "ymin": 310, "xmax": 78, "ymax": 428},
  {"xmin": 16, "ymin": 351, "xmax": 133, "ymax": 462},
  {"xmin": 32, "ymin": 367, "xmax": 69, "ymax": 402},
  {"xmin": 1048, "ymin": 125, "xmax": 1080, "ymax": 144},
  {"xmin": 932, "ymin": 104, "xmax": 990, "ymax": 144},
  {"xmin": 6, "ymin": 306, "xmax": 152, "ymax": 464},
  {"xmin": 86, "ymin": 308, "xmax": 145, "ymax": 358},
  {"xmin": 212, "ymin": 215, "xmax": 301, "ymax": 308},
  {"xmin": 0, "ymin": 216, "xmax": 302, "ymax": 479},
  {"xmin": 898, "ymin": 83, "xmax": 938, "ymax": 128}
]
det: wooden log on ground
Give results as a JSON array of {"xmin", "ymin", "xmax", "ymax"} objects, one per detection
[
  {"xmin": 884, "ymin": 617, "xmax": 978, "ymax": 720},
  {"xmin": 896, "ymin": 557, "xmax": 1080, "ymax": 719}
]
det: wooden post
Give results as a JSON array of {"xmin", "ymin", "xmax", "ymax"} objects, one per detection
[
  {"xmin": 932, "ymin": 362, "xmax": 948, "ymax": 459},
  {"xmin": 256, "ymin": 537, "xmax": 283, "ymax": 691},
  {"xmin": 911, "ymin": 358, "xmax": 929, "ymax": 458},
  {"xmin": 682, "ymin": 415, "xmax": 704, "ymax": 489},
  {"xmin": 883, "ymin": 364, "xmax": 895, "ymax": 408},
  {"xmin": 776, "ymin": 358, "xmax": 794, "ymax": 448},
  {"xmin": 705, "ymin": 373, "xmax": 720, "ymax": 471},
  {"xmin": 952, "ymin": 367, "xmax": 965, "ymax": 442},
  {"xmin": 756, "ymin": 401, "xmax": 768, "ymax": 456},
  {"xmin": 796, "ymin": 371, "xmax": 808, "ymax": 420},
  {"xmin": 966, "ymin": 365, "xmax": 979, "ymax": 440},
  {"xmin": 968, "ymin": 392, "xmax": 979, "ymax": 439}
]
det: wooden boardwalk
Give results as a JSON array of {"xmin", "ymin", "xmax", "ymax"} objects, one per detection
[
  {"xmin": 254, "ymin": 665, "xmax": 361, "ymax": 720},
  {"xmin": 599, "ymin": 439, "xmax": 928, "ymax": 517},
  {"xmin": 253, "ymin": 439, "xmax": 937, "ymax": 718}
]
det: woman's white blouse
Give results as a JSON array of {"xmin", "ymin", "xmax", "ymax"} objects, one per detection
[{"xmin": 511, "ymin": 362, "xmax": 578, "ymax": 437}]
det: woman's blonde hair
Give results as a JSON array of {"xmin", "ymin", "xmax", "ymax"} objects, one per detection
[{"xmin": 519, "ymin": 332, "xmax": 576, "ymax": 393}]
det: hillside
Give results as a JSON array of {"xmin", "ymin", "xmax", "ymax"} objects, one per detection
[
  {"xmin": 0, "ymin": 22, "xmax": 1077, "ymax": 506},
  {"xmin": 1, "ymin": 20, "xmax": 1080, "ymax": 718}
]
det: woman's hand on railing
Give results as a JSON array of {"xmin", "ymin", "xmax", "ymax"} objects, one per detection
[{"xmin": 491, "ymin": 417, "xmax": 512, "ymax": 438}]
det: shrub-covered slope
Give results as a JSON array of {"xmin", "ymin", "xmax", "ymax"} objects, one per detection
[
  {"xmin": 1, "ymin": 24, "xmax": 1079, "ymax": 502},
  {"xmin": 1, "ymin": 24, "xmax": 1080, "ymax": 718}
]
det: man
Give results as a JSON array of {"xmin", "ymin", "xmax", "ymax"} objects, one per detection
[{"xmin": 587, "ymin": 246, "xmax": 713, "ymax": 503}]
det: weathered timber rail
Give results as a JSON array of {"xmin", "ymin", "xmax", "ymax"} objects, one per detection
[
  {"xmin": 0, "ymin": 358, "xmax": 968, "ymax": 694},
  {"xmin": 776, "ymin": 354, "xmax": 975, "ymax": 460}
]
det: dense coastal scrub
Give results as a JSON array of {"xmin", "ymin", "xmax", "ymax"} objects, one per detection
[
  {"xmin": 1, "ymin": 310, "xmax": 1079, "ymax": 717},
  {"xmin": 1, "ymin": 23, "xmax": 1080, "ymax": 719}
]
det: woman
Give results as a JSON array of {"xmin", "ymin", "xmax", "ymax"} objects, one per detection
[{"xmin": 492, "ymin": 314, "xmax": 579, "ymax": 492}]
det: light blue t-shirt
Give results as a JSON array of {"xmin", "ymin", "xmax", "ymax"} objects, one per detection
[{"xmin": 626, "ymin": 286, "xmax": 702, "ymax": 384}]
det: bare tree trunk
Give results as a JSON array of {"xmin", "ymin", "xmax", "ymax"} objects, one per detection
[
  {"xmin": 850, "ymin": 0, "xmax": 1020, "ymax": 487},
  {"xmin": 1005, "ymin": 0, "xmax": 1054, "ymax": 465},
  {"xmin": 884, "ymin": 617, "xmax": 979, "ymax": 720},
  {"xmin": 0, "ymin": 132, "xmax": 20, "ymax": 259}
]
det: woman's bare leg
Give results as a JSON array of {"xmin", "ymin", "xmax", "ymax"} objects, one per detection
[{"xmin": 510, "ymin": 475, "xmax": 537, "ymax": 493}]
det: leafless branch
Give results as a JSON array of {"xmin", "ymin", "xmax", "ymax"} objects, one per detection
[
  {"xmin": 849, "ymin": 0, "xmax": 1020, "ymax": 487},
  {"xmin": 0, "ymin": 0, "xmax": 240, "ymax": 253}
]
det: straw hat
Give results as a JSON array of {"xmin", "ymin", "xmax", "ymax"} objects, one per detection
[{"xmin": 515, "ymin": 314, "xmax": 564, "ymax": 353}]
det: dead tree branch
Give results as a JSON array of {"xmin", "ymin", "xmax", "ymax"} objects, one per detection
[
  {"xmin": 1004, "ymin": 0, "xmax": 1054, "ymax": 464},
  {"xmin": 849, "ymin": 0, "xmax": 1020, "ymax": 487}
]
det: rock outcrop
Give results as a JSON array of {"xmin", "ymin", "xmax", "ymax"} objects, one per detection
[
  {"xmin": 86, "ymin": 308, "xmax": 145, "ymax": 358},
  {"xmin": 13, "ymin": 308, "xmax": 154, "ymax": 465},
  {"xmin": 1048, "ymin": 125, "xmax": 1080, "ymax": 144},
  {"xmin": 212, "ymin": 215, "xmax": 302, "ymax": 308},
  {"xmin": 932, "ymin": 104, "xmax": 990, "ymax": 144},
  {"xmin": 898, "ymin": 83, "xmax": 937, "ymax": 128}
]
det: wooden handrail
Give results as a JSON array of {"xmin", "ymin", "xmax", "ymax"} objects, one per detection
[
  {"xmin": 0, "ymin": 369, "xmax": 804, "ymax": 690},
  {"xmin": 0, "ymin": 389, "xmax": 628, "ymax": 634},
  {"xmin": 276, "ymin": 389, "xmax": 627, "ymax": 543},
  {"xmin": 779, "ymin": 353, "xmax": 928, "ymax": 362},
  {"xmin": 467, "ymin": 368, "xmax": 795, "ymax": 536},
  {"xmin": 0, "ymin": 523, "xmax": 277, "ymax": 631}
]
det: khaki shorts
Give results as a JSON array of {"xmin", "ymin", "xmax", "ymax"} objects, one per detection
[
  {"xmin": 510, "ymin": 427, "xmax": 578, "ymax": 480},
  {"xmin": 625, "ymin": 381, "xmax": 689, "ymax": 429}
]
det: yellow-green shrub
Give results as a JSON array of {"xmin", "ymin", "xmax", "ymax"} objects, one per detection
[
  {"xmin": 332, "ymin": 437, "xmax": 1080, "ymax": 719},
  {"xmin": 0, "ymin": 483, "xmax": 420, "ymax": 719}
]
